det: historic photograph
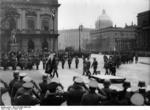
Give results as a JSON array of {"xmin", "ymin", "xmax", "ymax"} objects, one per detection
[{"xmin": 0, "ymin": 0, "xmax": 150, "ymax": 106}]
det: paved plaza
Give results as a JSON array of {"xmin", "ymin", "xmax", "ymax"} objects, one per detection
[{"xmin": 0, "ymin": 54, "xmax": 150, "ymax": 105}]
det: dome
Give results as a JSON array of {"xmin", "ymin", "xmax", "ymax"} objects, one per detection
[{"xmin": 95, "ymin": 10, "xmax": 113, "ymax": 29}]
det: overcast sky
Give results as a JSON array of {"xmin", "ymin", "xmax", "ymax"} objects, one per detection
[{"xmin": 58, "ymin": 0, "xmax": 149, "ymax": 30}]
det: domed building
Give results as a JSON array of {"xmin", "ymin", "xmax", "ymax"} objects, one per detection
[
  {"xmin": 95, "ymin": 10, "xmax": 113, "ymax": 30},
  {"xmin": 88, "ymin": 10, "xmax": 136, "ymax": 53},
  {"xmin": 0, "ymin": 0, "xmax": 60, "ymax": 53}
]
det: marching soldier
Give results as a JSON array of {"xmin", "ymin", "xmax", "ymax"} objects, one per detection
[
  {"xmin": 75, "ymin": 56, "xmax": 79, "ymax": 69},
  {"xmin": 91, "ymin": 58, "xmax": 98, "ymax": 75}
]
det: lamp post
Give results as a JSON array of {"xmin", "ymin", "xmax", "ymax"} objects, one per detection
[{"xmin": 79, "ymin": 25, "xmax": 83, "ymax": 53}]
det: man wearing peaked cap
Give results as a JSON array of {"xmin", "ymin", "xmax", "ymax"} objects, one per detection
[
  {"xmin": 80, "ymin": 80, "xmax": 105, "ymax": 105},
  {"xmin": 67, "ymin": 76, "xmax": 87, "ymax": 105},
  {"xmin": 11, "ymin": 72, "xmax": 28, "ymax": 104},
  {"xmin": 14, "ymin": 83, "xmax": 40, "ymax": 105}
]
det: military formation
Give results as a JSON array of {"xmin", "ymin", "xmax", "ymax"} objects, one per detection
[
  {"xmin": 0, "ymin": 51, "xmax": 42, "ymax": 70},
  {"xmin": 0, "ymin": 70, "xmax": 150, "ymax": 106}
]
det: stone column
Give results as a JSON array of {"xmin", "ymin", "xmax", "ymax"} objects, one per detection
[
  {"xmin": 22, "ymin": 10, "xmax": 26, "ymax": 29},
  {"xmin": 37, "ymin": 12, "xmax": 41, "ymax": 30}
]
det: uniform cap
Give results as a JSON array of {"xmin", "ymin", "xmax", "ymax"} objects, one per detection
[
  {"xmin": 51, "ymin": 78, "xmax": 60, "ymax": 83},
  {"xmin": 42, "ymin": 74, "xmax": 48, "ymax": 79},
  {"xmin": 123, "ymin": 81, "xmax": 131, "ymax": 88},
  {"xmin": 19, "ymin": 73, "xmax": 28, "ymax": 77},
  {"xmin": 22, "ymin": 82, "xmax": 33, "ymax": 89},
  {"xmin": 104, "ymin": 79, "xmax": 111, "ymax": 85},
  {"xmin": 130, "ymin": 93, "xmax": 144, "ymax": 105},
  {"xmin": 23, "ymin": 76, "xmax": 32, "ymax": 82},
  {"xmin": 138, "ymin": 81, "xmax": 146, "ymax": 87},
  {"xmin": 88, "ymin": 80, "xmax": 98, "ymax": 88},
  {"xmin": 74, "ymin": 77, "xmax": 84, "ymax": 83},
  {"xmin": 13, "ymin": 70, "xmax": 19, "ymax": 75}
]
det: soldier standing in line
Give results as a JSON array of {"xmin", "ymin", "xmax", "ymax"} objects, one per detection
[
  {"xmin": 91, "ymin": 58, "xmax": 98, "ymax": 75},
  {"xmin": 75, "ymin": 56, "xmax": 79, "ymax": 69}
]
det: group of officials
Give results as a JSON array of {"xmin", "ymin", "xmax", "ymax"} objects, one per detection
[{"xmin": 0, "ymin": 70, "xmax": 150, "ymax": 106}]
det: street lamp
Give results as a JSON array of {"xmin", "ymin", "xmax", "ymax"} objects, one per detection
[{"xmin": 79, "ymin": 25, "xmax": 83, "ymax": 53}]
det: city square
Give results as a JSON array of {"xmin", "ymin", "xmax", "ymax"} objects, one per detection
[{"xmin": 0, "ymin": 0, "xmax": 150, "ymax": 106}]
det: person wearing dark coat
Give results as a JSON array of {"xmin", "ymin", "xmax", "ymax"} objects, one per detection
[
  {"xmin": 61, "ymin": 56, "xmax": 65, "ymax": 69},
  {"xmin": 39, "ymin": 75, "xmax": 48, "ymax": 102},
  {"xmin": 41, "ymin": 81, "xmax": 66, "ymax": 105},
  {"xmin": 75, "ymin": 56, "xmax": 79, "ymax": 69},
  {"xmin": 11, "ymin": 73, "xmax": 27, "ymax": 105},
  {"xmin": 91, "ymin": 58, "xmax": 98, "ymax": 75},
  {"xmin": 14, "ymin": 82, "xmax": 40, "ymax": 105},
  {"xmin": 9, "ymin": 71, "xmax": 20, "ymax": 104},
  {"xmin": 86, "ymin": 57, "xmax": 91, "ymax": 76},
  {"xmin": 52, "ymin": 56, "xmax": 59, "ymax": 78},
  {"xmin": 0, "ymin": 79, "xmax": 9, "ymax": 105},
  {"xmin": 45, "ymin": 57, "xmax": 53, "ymax": 77},
  {"xmin": 80, "ymin": 80, "xmax": 106, "ymax": 105},
  {"xmin": 67, "ymin": 77, "xmax": 87, "ymax": 105}
]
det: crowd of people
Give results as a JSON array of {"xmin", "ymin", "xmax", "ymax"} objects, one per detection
[{"xmin": 0, "ymin": 70, "xmax": 150, "ymax": 106}]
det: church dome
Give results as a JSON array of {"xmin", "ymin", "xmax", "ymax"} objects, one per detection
[{"xmin": 95, "ymin": 10, "xmax": 113, "ymax": 29}]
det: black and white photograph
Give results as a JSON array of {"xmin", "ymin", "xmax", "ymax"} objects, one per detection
[{"xmin": 0, "ymin": 0, "xmax": 150, "ymax": 108}]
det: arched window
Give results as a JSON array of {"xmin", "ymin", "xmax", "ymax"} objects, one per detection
[{"xmin": 28, "ymin": 40, "xmax": 34, "ymax": 52}]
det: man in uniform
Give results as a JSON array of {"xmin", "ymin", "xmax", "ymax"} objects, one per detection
[
  {"xmin": 39, "ymin": 75, "xmax": 48, "ymax": 102},
  {"xmin": 0, "ymin": 79, "xmax": 9, "ymax": 105},
  {"xmin": 86, "ymin": 57, "xmax": 91, "ymax": 76},
  {"xmin": 14, "ymin": 82, "xmax": 40, "ymax": 105},
  {"xmin": 75, "ymin": 56, "xmax": 79, "ymax": 69},
  {"xmin": 91, "ymin": 58, "xmax": 98, "ymax": 75},
  {"xmin": 9, "ymin": 71, "xmax": 20, "ymax": 103},
  {"xmin": 80, "ymin": 80, "xmax": 106, "ymax": 105},
  {"xmin": 67, "ymin": 77, "xmax": 87, "ymax": 105},
  {"xmin": 68, "ymin": 56, "xmax": 72, "ymax": 69},
  {"xmin": 61, "ymin": 56, "xmax": 65, "ymax": 69},
  {"xmin": 11, "ymin": 73, "xmax": 27, "ymax": 104}
]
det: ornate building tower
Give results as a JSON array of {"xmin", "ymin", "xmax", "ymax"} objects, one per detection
[{"xmin": 0, "ymin": 0, "xmax": 60, "ymax": 53}]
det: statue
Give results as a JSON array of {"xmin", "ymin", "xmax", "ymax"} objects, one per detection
[{"xmin": 10, "ymin": 29, "xmax": 17, "ymax": 44}]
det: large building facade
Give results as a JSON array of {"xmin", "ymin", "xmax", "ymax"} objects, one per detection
[
  {"xmin": 89, "ymin": 10, "xmax": 137, "ymax": 53},
  {"xmin": 58, "ymin": 28, "xmax": 93, "ymax": 52},
  {"xmin": 136, "ymin": 10, "xmax": 150, "ymax": 54},
  {"xmin": 0, "ymin": 0, "xmax": 60, "ymax": 54}
]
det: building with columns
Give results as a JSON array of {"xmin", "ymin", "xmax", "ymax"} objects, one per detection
[
  {"xmin": 0, "ymin": 0, "xmax": 60, "ymax": 54},
  {"xmin": 136, "ymin": 10, "xmax": 150, "ymax": 55},
  {"xmin": 89, "ymin": 10, "xmax": 137, "ymax": 53}
]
